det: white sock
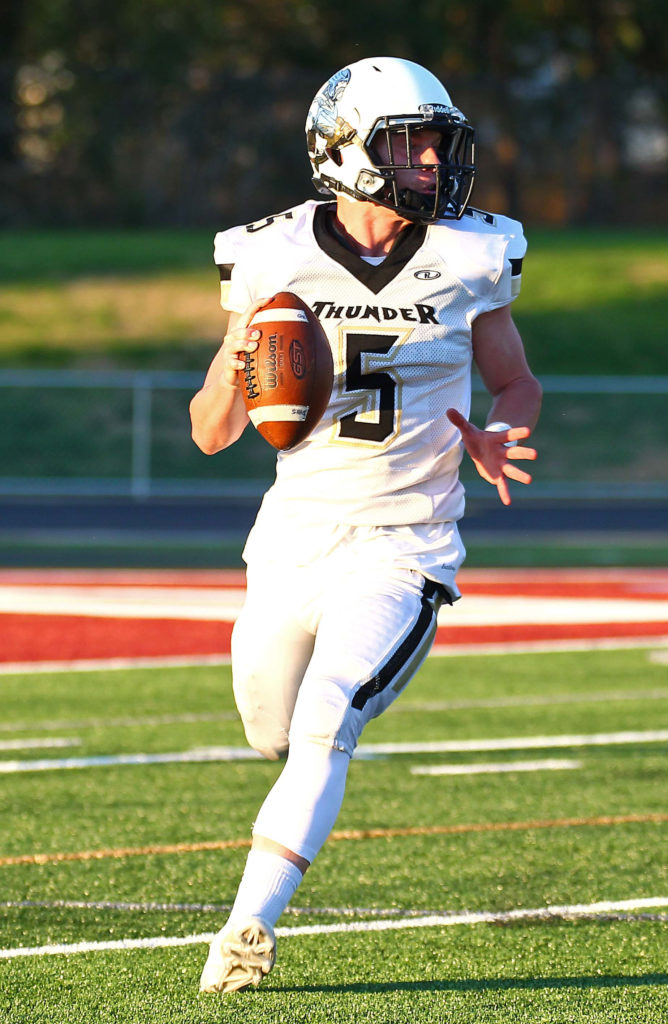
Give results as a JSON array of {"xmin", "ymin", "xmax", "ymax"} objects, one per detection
[{"xmin": 227, "ymin": 849, "xmax": 303, "ymax": 928}]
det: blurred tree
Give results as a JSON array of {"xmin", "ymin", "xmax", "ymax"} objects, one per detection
[
  {"xmin": 2, "ymin": 0, "xmax": 666, "ymax": 226},
  {"xmin": 0, "ymin": 0, "xmax": 26, "ymax": 223}
]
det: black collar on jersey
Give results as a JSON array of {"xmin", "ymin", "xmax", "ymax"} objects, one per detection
[{"xmin": 313, "ymin": 203, "xmax": 427, "ymax": 295}]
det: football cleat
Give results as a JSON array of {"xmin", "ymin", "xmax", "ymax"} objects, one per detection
[{"xmin": 199, "ymin": 916, "xmax": 276, "ymax": 994}]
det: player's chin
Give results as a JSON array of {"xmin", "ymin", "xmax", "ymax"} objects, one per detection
[
  {"xmin": 414, "ymin": 186, "xmax": 438, "ymax": 209},
  {"xmin": 409, "ymin": 180, "xmax": 436, "ymax": 195}
]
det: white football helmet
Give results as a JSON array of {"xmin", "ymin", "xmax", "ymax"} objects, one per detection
[{"xmin": 306, "ymin": 56, "xmax": 475, "ymax": 222}]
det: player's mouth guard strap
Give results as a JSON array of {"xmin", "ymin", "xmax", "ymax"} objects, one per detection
[{"xmin": 351, "ymin": 579, "xmax": 450, "ymax": 711}]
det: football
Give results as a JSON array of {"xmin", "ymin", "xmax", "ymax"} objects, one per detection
[{"xmin": 241, "ymin": 292, "xmax": 334, "ymax": 450}]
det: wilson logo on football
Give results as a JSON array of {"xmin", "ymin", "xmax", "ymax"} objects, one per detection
[
  {"xmin": 414, "ymin": 269, "xmax": 441, "ymax": 280},
  {"xmin": 289, "ymin": 339, "xmax": 307, "ymax": 379}
]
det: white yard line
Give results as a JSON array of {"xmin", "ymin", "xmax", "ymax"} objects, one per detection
[
  {"xmin": 356, "ymin": 730, "xmax": 668, "ymax": 757},
  {"xmin": 0, "ymin": 586, "xmax": 666, "ymax": 624},
  {"xmin": 0, "ymin": 655, "xmax": 232, "ymax": 676},
  {"xmin": 410, "ymin": 759, "xmax": 581, "ymax": 776},
  {"xmin": 1, "ymin": 730, "xmax": 667, "ymax": 774},
  {"xmin": 0, "ymin": 712, "xmax": 237, "ymax": 735},
  {"xmin": 0, "ymin": 899, "xmax": 419, "ymax": 917},
  {"xmin": 394, "ymin": 688, "xmax": 668, "ymax": 712},
  {"xmin": 0, "ymin": 567, "xmax": 664, "ymax": 587},
  {"xmin": 0, "ymin": 586, "xmax": 246, "ymax": 620},
  {"xmin": 430, "ymin": 636, "xmax": 668, "ymax": 656},
  {"xmin": 440, "ymin": 596, "xmax": 668, "ymax": 626},
  {"xmin": 2, "ymin": 897, "xmax": 667, "ymax": 960},
  {"xmin": 0, "ymin": 747, "xmax": 263, "ymax": 773},
  {"xmin": 1, "ymin": 638, "xmax": 666, "ymax": 677},
  {"xmin": 0, "ymin": 738, "xmax": 80, "ymax": 752}
]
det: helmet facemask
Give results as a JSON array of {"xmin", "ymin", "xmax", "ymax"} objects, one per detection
[{"xmin": 363, "ymin": 113, "xmax": 475, "ymax": 222}]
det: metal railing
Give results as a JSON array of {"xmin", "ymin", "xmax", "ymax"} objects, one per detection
[{"xmin": 0, "ymin": 369, "xmax": 667, "ymax": 500}]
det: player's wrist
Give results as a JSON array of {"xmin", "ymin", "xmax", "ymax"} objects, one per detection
[{"xmin": 485, "ymin": 421, "xmax": 514, "ymax": 447}]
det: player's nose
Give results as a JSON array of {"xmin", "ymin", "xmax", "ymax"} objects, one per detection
[{"xmin": 414, "ymin": 141, "xmax": 440, "ymax": 165}]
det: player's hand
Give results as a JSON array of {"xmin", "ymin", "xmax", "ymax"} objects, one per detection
[
  {"xmin": 218, "ymin": 298, "xmax": 271, "ymax": 390},
  {"xmin": 446, "ymin": 408, "xmax": 537, "ymax": 506}
]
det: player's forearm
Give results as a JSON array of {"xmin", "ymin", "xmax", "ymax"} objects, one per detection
[
  {"xmin": 189, "ymin": 384, "xmax": 249, "ymax": 454},
  {"xmin": 485, "ymin": 372, "xmax": 542, "ymax": 432}
]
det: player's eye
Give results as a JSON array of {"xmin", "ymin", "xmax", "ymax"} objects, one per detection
[{"xmin": 411, "ymin": 130, "xmax": 447, "ymax": 160}]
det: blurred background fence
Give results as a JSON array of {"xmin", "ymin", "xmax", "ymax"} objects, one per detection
[{"xmin": 1, "ymin": 369, "xmax": 666, "ymax": 501}]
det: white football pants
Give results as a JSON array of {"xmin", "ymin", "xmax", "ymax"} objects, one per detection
[
  {"xmin": 230, "ymin": 522, "xmax": 463, "ymax": 861},
  {"xmin": 231, "ymin": 527, "xmax": 462, "ymax": 760}
]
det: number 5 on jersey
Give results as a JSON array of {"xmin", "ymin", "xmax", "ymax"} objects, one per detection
[{"xmin": 335, "ymin": 329, "xmax": 406, "ymax": 446}]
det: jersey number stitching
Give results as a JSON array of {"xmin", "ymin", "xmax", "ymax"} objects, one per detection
[{"xmin": 336, "ymin": 331, "xmax": 401, "ymax": 445}]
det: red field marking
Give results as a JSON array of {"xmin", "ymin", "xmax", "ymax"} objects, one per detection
[
  {"xmin": 433, "ymin": 621, "xmax": 668, "ymax": 646},
  {"xmin": 0, "ymin": 615, "xmax": 666, "ymax": 664},
  {"xmin": 0, "ymin": 568, "xmax": 666, "ymax": 664},
  {"xmin": 459, "ymin": 581, "xmax": 668, "ymax": 601},
  {"xmin": 0, "ymin": 615, "xmax": 234, "ymax": 662},
  {"xmin": 458, "ymin": 568, "xmax": 668, "ymax": 601},
  {"xmin": 0, "ymin": 569, "xmax": 247, "ymax": 589},
  {"xmin": 2, "ymin": 813, "xmax": 666, "ymax": 868}
]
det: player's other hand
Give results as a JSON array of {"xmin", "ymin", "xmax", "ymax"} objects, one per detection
[
  {"xmin": 446, "ymin": 408, "xmax": 537, "ymax": 506},
  {"xmin": 218, "ymin": 298, "xmax": 272, "ymax": 390}
]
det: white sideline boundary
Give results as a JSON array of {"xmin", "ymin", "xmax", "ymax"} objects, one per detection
[
  {"xmin": 0, "ymin": 738, "xmax": 80, "ymax": 752},
  {"xmin": 0, "ymin": 637, "xmax": 667, "ymax": 675},
  {"xmin": 0, "ymin": 711, "xmax": 237, "ymax": 735},
  {"xmin": 410, "ymin": 758, "xmax": 581, "ymax": 776},
  {"xmin": 0, "ymin": 655, "xmax": 233, "ymax": 675},
  {"xmin": 395, "ymin": 689, "xmax": 668, "ymax": 712},
  {"xmin": 2, "ymin": 897, "xmax": 667, "ymax": 960},
  {"xmin": 2, "ymin": 730, "xmax": 668, "ymax": 774},
  {"xmin": 357, "ymin": 730, "xmax": 668, "ymax": 757},
  {"xmin": 431, "ymin": 636, "xmax": 668, "ymax": 657}
]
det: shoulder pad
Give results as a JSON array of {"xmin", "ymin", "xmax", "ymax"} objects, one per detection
[
  {"xmin": 460, "ymin": 207, "xmax": 526, "ymax": 253},
  {"xmin": 213, "ymin": 200, "xmax": 323, "ymax": 279},
  {"xmin": 213, "ymin": 223, "xmax": 247, "ymax": 281},
  {"xmin": 428, "ymin": 208, "xmax": 527, "ymax": 307}
]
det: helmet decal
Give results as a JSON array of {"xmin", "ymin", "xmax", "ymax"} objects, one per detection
[
  {"xmin": 306, "ymin": 68, "xmax": 352, "ymax": 152},
  {"xmin": 324, "ymin": 67, "xmax": 351, "ymax": 106}
]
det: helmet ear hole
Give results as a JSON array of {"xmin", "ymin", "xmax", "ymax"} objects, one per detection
[{"xmin": 326, "ymin": 147, "xmax": 343, "ymax": 167}]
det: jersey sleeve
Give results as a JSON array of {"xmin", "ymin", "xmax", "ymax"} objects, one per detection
[
  {"xmin": 430, "ymin": 211, "xmax": 527, "ymax": 317},
  {"xmin": 485, "ymin": 222, "xmax": 527, "ymax": 311},
  {"xmin": 213, "ymin": 225, "xmax": 252, "ymax": 313}
]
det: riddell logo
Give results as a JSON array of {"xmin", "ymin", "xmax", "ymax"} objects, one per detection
[{"xmin": 414, "ymin": 270, "xmax": 441, "ymax": 281}]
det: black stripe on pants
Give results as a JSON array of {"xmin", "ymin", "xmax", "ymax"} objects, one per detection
[{"xmin": 351, "ymin": 579, "xmax": 449, "ymax": 712}]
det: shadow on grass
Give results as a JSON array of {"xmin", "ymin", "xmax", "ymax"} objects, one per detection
[{"xmin": 273, "ymin": 973, "xmax": 668, "ymax": 995}]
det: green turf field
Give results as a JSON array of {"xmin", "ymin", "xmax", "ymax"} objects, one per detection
[
  {"xmin": 1, "ymin": 227, "xmax": 666, "ymax": 374},
  {"xmin": 0, "ymin": 226, "xmax": 666, "ymax": 566},
  {"xmin": 1, "ymin": 647, "xmax": 666, "ymax": 1022}
]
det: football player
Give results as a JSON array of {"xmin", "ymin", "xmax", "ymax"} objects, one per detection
[{"xmin": 191, "ymin": 56, "xmax": 542, "ymax": 994}]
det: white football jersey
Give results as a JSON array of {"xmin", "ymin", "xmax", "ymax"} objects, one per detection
[{"xmin": 214, "ymin": 199, "xmax": 526, "ymax": 530}]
